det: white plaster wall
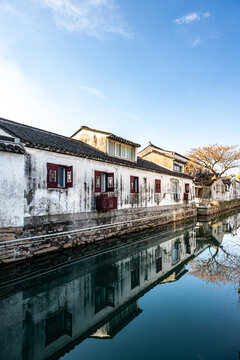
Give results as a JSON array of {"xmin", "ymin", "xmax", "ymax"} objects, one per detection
[
  {"xmin": 0, "ymin": 152, "xmax": 24, "ymax": 227},
  {"xmin": 211, "ymin": 179, "xmax": 225, "ymax": 201},
  {"xmin": 24, "ymin": 148, "xmax": 194, "ymax": 218}
]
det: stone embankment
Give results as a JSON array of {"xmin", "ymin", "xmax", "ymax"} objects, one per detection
[
  {"xmin": 197, "ymin": 199, "xmax": 240, "ymax": 216},
  {"xmin": 0, "ymin": 206, "xmax": 196, "ymax": 266}
]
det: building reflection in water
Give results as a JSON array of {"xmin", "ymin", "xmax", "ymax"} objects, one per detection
[{"xmin": 0, "ymin": 211, "xmax": 240, "ymax": 360}]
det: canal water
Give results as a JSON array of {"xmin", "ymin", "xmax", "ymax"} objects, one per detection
[{"xmin": 0, "ymin": 211, "xmax": 240, "ymax": 360}]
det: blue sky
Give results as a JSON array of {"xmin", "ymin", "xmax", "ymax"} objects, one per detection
[{"xmin": 0, "ymin": 0, "xmax": 240, "ymax": 155}]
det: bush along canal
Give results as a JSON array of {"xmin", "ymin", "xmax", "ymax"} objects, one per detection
[{"xmin": 0, "ymin": 210, "xmax": 240, "ymax": 360}]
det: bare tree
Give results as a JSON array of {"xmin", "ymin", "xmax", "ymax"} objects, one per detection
[{"xmin": 186, "ymin": 144, "xmax": 240, "ymax": 179}]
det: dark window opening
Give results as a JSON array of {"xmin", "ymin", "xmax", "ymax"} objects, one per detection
[
  {"xmin": 45, "ymin": 310, "xmax": 72, "ymax": 346},
  {"xmin": 95, "ymin": 286, "xmax": 115, "ymax": 313},
  {"xmin": 131, "ymin": 268, "xmax": 140, "ymax": 289},
  {"xmin": 156, "ymin": 257, "xmax": 162, "ymax": 273}
]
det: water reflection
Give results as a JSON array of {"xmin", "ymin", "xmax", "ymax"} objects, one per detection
[{"xmin": 0, "ymin": 212, "xmax": 240, "ymax": 360}]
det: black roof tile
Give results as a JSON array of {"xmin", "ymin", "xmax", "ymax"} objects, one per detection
[{"xmin": 0, "ymin": 117, "xmax": 192, "ymax": 179}]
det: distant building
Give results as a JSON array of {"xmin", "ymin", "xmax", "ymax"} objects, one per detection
[{"xmin": 138, "ymin": 142, "xmax": 188, "ymax": 173}]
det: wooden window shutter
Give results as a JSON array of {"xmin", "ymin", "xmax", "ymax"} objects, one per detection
[
  {"xmin": 155, "ymin": 179, "xmax": 161, "ymax": 193},
  {"xmin": 47, "ymin": 163, "xmax": 58, "ymax": 188},
  {"xmin": 107, "ymin": 173, "xmax": 114, "ymax": 192},
  {"xmin": 130, "ymin": 176, "xmax": 135, "ymax": 193},
  {"xmin": 66, "ymin": 166, "xmax": 73, "ymax": 188},
  {"xmin": 95, "ymin": 171, "xmax": 102, "ymax": 192},
  {"xmin": 185, "ymin": 183, "xmax": 190, "ymax": 193}
]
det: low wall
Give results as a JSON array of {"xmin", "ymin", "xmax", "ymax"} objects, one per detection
[
  {"xmin": 0, "ymin": 205, "xmax": 197, "ymax": 265},
  {"xmin": 197, "ymin": 199, "xmax": 240, "ymax": 216}
]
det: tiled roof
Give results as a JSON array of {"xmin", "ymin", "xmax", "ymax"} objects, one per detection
[
  {"xmin": 0, "ymin": 141, "xmax": 25, "ymax": 154},
  {"xmin": 72, "ymin": 125, "xmax": 141, "ymax": 147},
  {"xmin": 0, "ymin": 117, "xmax": 192, "ymax": 179},
  {"xmin": 140, "ymin": 142, "xmax": 188, "ymax": 161}
]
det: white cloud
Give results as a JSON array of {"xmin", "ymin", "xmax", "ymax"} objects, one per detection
[
  {"xmin": 192, "ymin": 38, "xmax": 201, "ymax": 47},
  {"xmin": 174, "ymin": 12, "xmax": 200, "ymax": 25},
  {"xmin": 203, "ymin": 12, "xmax": 211, "ymax": 18},
  {"xmin": 174, "ymin": 11, "xmax": 211, "ymax": 24},
  {"xmin": 32, "ymin": 0, "xmax": 132, "ymax": 38},
  {"xmin": 80, "ymin": 86, "xmax": 105, "ymax": 99}
]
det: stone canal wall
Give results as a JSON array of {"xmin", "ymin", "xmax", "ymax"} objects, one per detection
[
  {"xmin": 0, "ymin": 205, "xmax": 196, "ymax": 265},
  {"xmin": 197, "ymin": 199, "xmax": 240, "ymax": 216}
]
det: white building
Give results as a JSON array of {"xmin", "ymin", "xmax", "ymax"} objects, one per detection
[{"xmin": 0, "ymin": 117, "xmax": 195, "ymax": 233}]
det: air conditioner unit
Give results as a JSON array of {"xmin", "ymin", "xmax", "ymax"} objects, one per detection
[{"xmin": 96, "ymin": 196, "xmax": 118, "ymax": 211}]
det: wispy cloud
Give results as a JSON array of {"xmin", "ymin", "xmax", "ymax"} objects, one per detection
[
  {"xmin": 174, "ymin": 12, "xmax": 200, "ymax": 25},
  {"xmin": 1, "ymin": 2, "xmax": 27, "ymax": 22},
  {"xmin": 203, "ymin": 12, "xmax": 211, "ymax": 18},
  {"xmin": 210, "ymin": 31, "xmax": 221, "ymax": 39},
  {"xmin": 32, "ymin": 0, "xmax": 132, "ymax": 39},
  {"xmin": 174, "ymin": 11, "xmax": 211, "ymax": 25},
  {"xmin": 80, "ymin": 86, "xmax": 105, "ymax": 99},
  {"xmin": 192, "ymin": 38, "xmax": 201, "ymax": 47}
]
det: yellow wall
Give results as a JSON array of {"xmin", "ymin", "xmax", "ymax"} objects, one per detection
[
  {"xmin": 72, "ymin": 130, "xmax": 107, "ymax": 153},
  {"xmin": 142, "ymin": 152, "xmax": 173, "ymax": 170}
]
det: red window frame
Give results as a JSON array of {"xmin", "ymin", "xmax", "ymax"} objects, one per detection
[
  {"xmin": 185, "ymin": 183, "xmax": 190, "ymax": 193},
  {"xmin": 130, "ymin": 176, "xmax": 139, "ymax": 193},
  {"xmin": 94, "ymin": 171, "xmax": 114, "ymax": 193},
  {"xmin": 47, "ymin": 163, "xmax": 73, "ymax": 189},
  {"xmin": 155, "ymin": 179, "xmax": 161, "ymax": 193}
]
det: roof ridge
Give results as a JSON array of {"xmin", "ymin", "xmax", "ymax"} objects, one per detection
[
  {"xmin": 0, "ymin": 116, "xmax": 81, "ymax": 143},
  {"xmin": 71, "ymin": 125, "xmax": 141, "ymax": 147}
]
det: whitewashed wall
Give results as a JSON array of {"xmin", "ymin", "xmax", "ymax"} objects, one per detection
[
  {"xmin": 0, "ymin": 152, "xmax": 24, "ymax": 227},
  {"xmin": 24, "ymin": 148, "xmax": 194, "ymax": 219}
]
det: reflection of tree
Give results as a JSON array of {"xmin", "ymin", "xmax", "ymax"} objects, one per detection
[{"xmin": 189, "ymin": 244, "xmax": 240, "ymax": 287}]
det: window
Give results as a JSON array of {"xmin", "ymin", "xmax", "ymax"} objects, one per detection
[
  {"xmin": 127, "ymin": 147, "xmax": 133, "ymax": 160},
  {"xmin": 47, "ymin": 163, "xmax": 73, "ymax": 189},
  {"xmin": 109, "ymin": 140, "xmax": 115, "ymax": 155},
  {"xmin": 121, "ymin": 145, "xmax": 126, "ymax": 157},
  {"xmin": 95, "ymin": 286, "xmax": 115, "ymax": 313},
  {"xmin": 95, "ymin": 171, "xmax": 114, "ymax": 192},
  {"xmin": 171, "ymin": 179, "xmax": 179, "ymax": 200},
  {"xmin": 172, "ymin": 241, "xmax": 181, "ymax": 264},
  {"xmin": 130, "ymin": 176, "xmax": 139, "ymax": 193},
  {"xmin": 173, "ymin": 163, "xmax": 183, "ymax": 172},
  {"xmin": 131, "ymin": 268, "xmax": 140, "ymax": 289},
  {"xmin": 156, "ymin": 257, "xmax": 162, "ymax": 273},
  {"xmin": 108, "ymin": 140, "xmax": 135, "ymax": 161},
  {"xmin": 116, "ymin": 143, "xmax": 121, "ymax": 156},
  {"xmin": 185, "ymin": 183, "xmax": 190, "ymax": 193},
  {"xmin": 155, "ymin": 179, "xmax": 161, "ymax": 193},
  {"xmin": 45, "ymin": 310, "xmax": 72, "ymax": 346}
]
